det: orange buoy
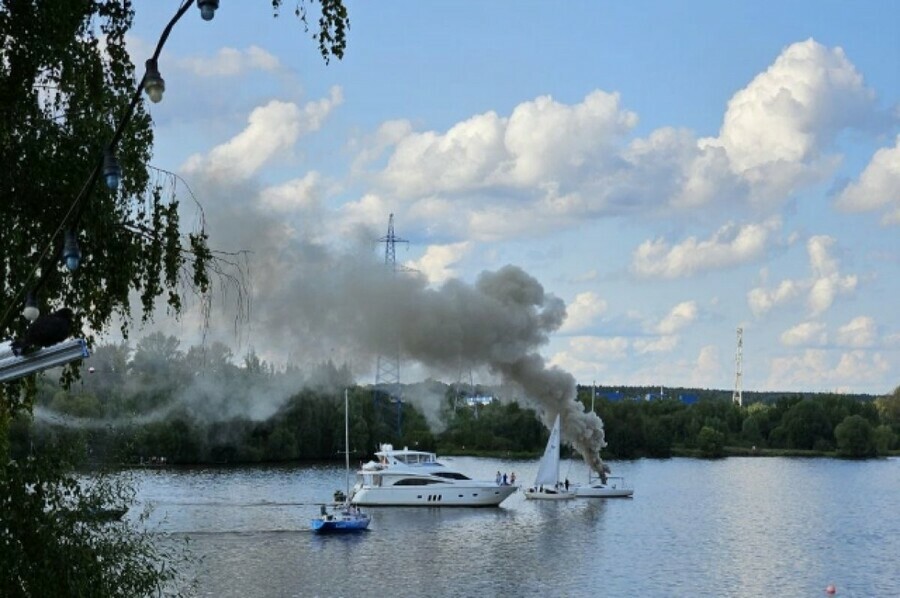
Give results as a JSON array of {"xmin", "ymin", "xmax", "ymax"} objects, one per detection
[{"xmin": 825, "ymin": 584, "xmax": 836, "ymax": 594}]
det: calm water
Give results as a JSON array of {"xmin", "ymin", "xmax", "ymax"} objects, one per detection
[{"xmin": 128, "ymin": 457, "xmax": 900, "ymax": 597}]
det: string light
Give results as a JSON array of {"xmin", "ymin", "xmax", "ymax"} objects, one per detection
[
  {"xmin": 197, "ymin": 0, "xmax": 219, "ymax": 21},
  {"xmin": 143, "ymin": 59, "xmax": 165, "ymax": 103},
  {"xmin": 62, "ymin": 229, "xmax": 81, "ymax": 272},
  {"xmin": 23, "ymin": 292, "xmax": 39, "ymax": 322},
  {"xmin": 102, "ymin": 148, "xmax": 121, "ymax": 190}
]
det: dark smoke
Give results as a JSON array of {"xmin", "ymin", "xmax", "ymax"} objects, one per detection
[{"xmin": 155, "ymin": 155, "xmax": 610, "ymax": 473}]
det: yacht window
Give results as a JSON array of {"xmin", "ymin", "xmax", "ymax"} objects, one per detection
[
  {"xmin": 393, "ymin": 478, "xmax": 442, "ymax": 486},
  {"xmin": 432, "ymin": 472, "xmax": 471, "ymax": 481}
]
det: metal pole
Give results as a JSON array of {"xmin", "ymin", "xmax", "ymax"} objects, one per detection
[{"xmin": 345, "ymin": 388, "xmax": 350, "ymax": 501}]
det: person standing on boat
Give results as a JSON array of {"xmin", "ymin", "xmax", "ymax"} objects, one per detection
[
  {"xmin": 564, "ymin": 478, "xmax": 570, "ymax": 491},
  {"xmin": 510, "ymin": 472, "xmax": 516, "ymax": 485},
  {"xmin": 502, "ymin": 473, "xmax": 508, "ymax": 485},
  {"xmin": 496, "ymin": 471, "xmax": 502, "ymax": 485}
]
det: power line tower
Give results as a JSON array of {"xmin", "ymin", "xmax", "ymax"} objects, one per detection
[
  {"xmin": 374, "ymin": 213, "xmax": 407, "ymax": 435},
  {"xmin": 732, "ymin": 327, "xmax": 743, "ymax": 407}
]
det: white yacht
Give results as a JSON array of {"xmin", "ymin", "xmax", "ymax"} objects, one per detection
[{"xmin": 349, "ymin": 444, "xmax": 517, "ymax": 507}]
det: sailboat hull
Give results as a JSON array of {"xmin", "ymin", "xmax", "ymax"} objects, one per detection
[
  {"xmin": 524, "ymin": 488, "xmax": 575, "ymax": 500},
  {"xmin": 311, "ymin": 509, "xmax": 371, "ymax": 533},
  {"xmin": 574, "ymin": 476, "xmax": 634, "ymax": 498}
]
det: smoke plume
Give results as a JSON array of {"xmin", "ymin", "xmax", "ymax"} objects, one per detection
[{"xmin": 149, "ymin": 150, "xmax": 610, "ymax": 472}]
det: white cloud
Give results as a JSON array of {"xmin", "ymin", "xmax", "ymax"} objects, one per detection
[
  {"xmin": 806, "ymin": 236, "xmax": 858, "ymax": 315},
  {"xmin": 698, "ymin": 39, "xmax": 877, "ymax": 205},
  {"xmin": 405, "ymin": 242, "xmax": 471, "ymax": 286},
  {"xmin": 836, "ymin": 316, "xmax": 877, "ymax": 348},
  {"xmin": 632, "ymin": 219, "xmax": 780, "ymax": 279},
  {"xmin": 355, "ymin": 40, "xmax": 881, "ymax": 244},
  {"xmin": 501, "ymin": 91, "xmax": 638, "ymax": 187},
  {"xmin": 690, "ymin": 345, "xmax": 722, "ymax": 387},
  {"xmin": 258, "ymin": 172, "xmax": 322, "ymax": 212},
  {"xmin": 351, "ymin": 119, "xmax": 415, "ymax": 173},
  {"xmin": 182, "ymin": 88, "xmax": 343, "ymax": 182},
  {"xmin": 571, "ymin": 269, "xmax": 599, "ymax": 283},
  {"xmin": 748, "ymin": 279, "xmax": 803, "ymax": 317},
  {"xmin": 768, "ymin": 349, "xmax": 890, "ymax": 392},
  {"xmin": 780, "ymin": 321, "xmax": 827, "ymax": 347},
  {"xmin": 834, "ymin": 135, "xmax": 900, "ymax": 226},
  {"xmin": 379, "ymin": 110, "xmax": 508, "ymax": 197},
  {"xmin": 567, "ymin": 336, "xmax": 630, "ymax": 360},
  {"xmin": 548, "ymin": 335, "xmax": 631, "ymax": 381},
  {"xmin": 748, "ymin": 235, "xmax": 857, "ymax": 317},
  {"xmin": 657, "ymin": 301, "xmax": 698, "ymax": 334},
  {"xmin": 178, "ymin": 46, "xmax": 281, "ymax": 77},
  {"xmin": 633, "ymin": 335, "xmax": 678, "ymax": 354},
  {"xmin": 808, "ymin": 275, "xmax": 857, "ymax": 316},
  {"xmin": 560, "ymin": 292, "xmax": 608, "ymax": 333}
]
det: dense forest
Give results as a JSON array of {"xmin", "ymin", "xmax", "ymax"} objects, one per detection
[{"xmin": 8, "ymin": 335, "xmax": 900, "ymax": 464}]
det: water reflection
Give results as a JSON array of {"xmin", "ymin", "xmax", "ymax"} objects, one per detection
[{"xmin": 129, "ymin": 458, "xmax": 900, "ymax": 597}]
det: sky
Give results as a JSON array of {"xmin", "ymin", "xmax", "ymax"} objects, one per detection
[{"xmin": 123, "ymin": 1, "xmax": 900, "ymax": 396}]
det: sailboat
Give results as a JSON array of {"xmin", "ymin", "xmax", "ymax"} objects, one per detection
[
  {"xmin": 524, "ymin": 414, "xmax": 575, "ymax": 501},
  {"xmin": 573, "ymin": 383, "xmax": 634, "ymax": 498},
  {"xmin": 311, "ymin": 390, "xmax": 371, "ymax": 533}
]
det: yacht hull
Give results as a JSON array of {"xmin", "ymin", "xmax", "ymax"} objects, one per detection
[{"xmin": 351, "ymin": 484, "xmax": 516, "ymax": 507}]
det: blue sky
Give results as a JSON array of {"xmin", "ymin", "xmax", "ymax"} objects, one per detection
[{"xmin": 126, "ymin": 1, "xmax": 899, "ymax": 395}]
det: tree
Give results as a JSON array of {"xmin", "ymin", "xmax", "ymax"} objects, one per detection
[
  {"xmin": 873, "ymin": 424, "xmax": 896, "ymax": 455},
  {"xmin": 834, "ymin": 415, "xmax": 875, "ymax": 458},
  {"xmin": 0, "ymin": 1, "xmax": 207, "ymax": 388},
  {"xmin": 0, "ymin": 449, "xmax": 191, "ymax": 597},
  {"xmin": 697, "ymin": 425, "xmax": 725, "ymax": 458},
  {"xmin": 131, "ymin": 332, "xmax": 184, "ymax": 379},
  {"xmin": 780, "ymin": 399, "xmax": 833, "ymax": 450},
  {"xmin": 0, "ymin": 0, "xmax": 351, "ymax": 414},
  {"xmin": 1, "ymin": 2, "xmax": 350, "ymax": 595},
  {"xmin": 875, "ymin": 386, "xmax": 900, "ymax": 429}
]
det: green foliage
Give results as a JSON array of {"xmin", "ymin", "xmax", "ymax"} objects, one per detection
[
  {"xmin": 1, "ymin": 3, "xmax": 352, "ymax": 596},
  {"xmin": 873, "ymin": 424, "xmax": 896, "ymax": 455},
  {"xmin": 271, "ymin": 0, "xmax": 350, "ymax": 63},
  {"xmin": 0, "ymin": 445, "xmax": 191, "ymax": 597},
  {"xmin": 0, "ymin": 1, "xmax": 210, "ymax": 402},
  {"xmin": 834, "ymin": 415, "xmax": 875, "ymax": 458},
  {"xmin": 875, "ymin": 387, "xmax": 900, "ymax": 430},
  {"xmin": 11, "ymin": 351, "xmax": 898, "ymax": 466},
  {"xmin": 779, "ymin": 399, "xmax": 834, "ymax": 449},
  {"xmin": 697, "ymin": 425, "xmax": 725, "ymax": 458}
]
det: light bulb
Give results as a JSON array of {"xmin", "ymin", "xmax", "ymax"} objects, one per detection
[{"xmin": 198, "ymin": 0, "xmax": 219, "ymax": 21}]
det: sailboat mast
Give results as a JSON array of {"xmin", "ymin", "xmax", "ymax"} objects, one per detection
[{"xmin": 345, "ymin": 389, "xmax": 351, "ymax": 500}]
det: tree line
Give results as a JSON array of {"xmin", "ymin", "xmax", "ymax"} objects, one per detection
[{"xmin": 8, "ymin": 335, "xmax": 900, "ymax": 463}]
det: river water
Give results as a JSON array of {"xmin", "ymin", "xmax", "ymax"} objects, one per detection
[{"xmin": 128, "ymin": 456, "xmax": 899, "ymax": 597}]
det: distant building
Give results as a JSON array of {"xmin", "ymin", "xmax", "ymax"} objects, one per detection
[
  {"xmin": 465, "ymin": 395, "xmax": 494, "ymax": 407},
  {"xmin": 679, "ymin": 394, "xmax": 698, "ymax": 405},
  {"xmin": 598, "ymin": 390, "xmax": 624, "ymax": 402}
]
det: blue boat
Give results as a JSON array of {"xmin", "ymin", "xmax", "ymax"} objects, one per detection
[
  {"xmin": 311, "ymin": 390, "xmax": 372, "ymax": 534},
  {"xmin": 311, "ymin": 504, "xmax": 370, "ymax": 533}
]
